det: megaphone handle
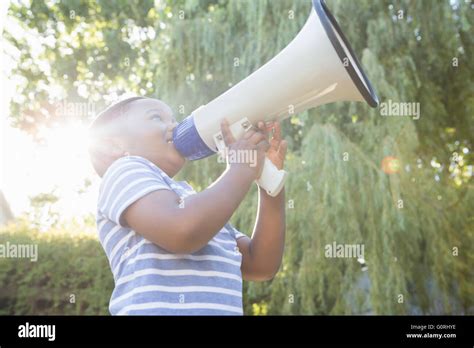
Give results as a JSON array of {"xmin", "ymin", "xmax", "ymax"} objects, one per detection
[{"xmin": 256, "ymin": 157, "xmax": 288, "ymax": 197}]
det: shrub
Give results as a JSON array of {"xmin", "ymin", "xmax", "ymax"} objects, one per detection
[{"xmin": 0, "ymin": 219, "xmax": 113, "ymax": 315}]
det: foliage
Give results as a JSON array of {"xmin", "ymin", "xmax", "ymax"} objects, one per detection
[
  {"xmin": 2, "ymin": 0, "xmax": 473, "ymax": 314},
  {"xmin": 0, "ymin": 219, "xmax": 113, "ymax": 315}
]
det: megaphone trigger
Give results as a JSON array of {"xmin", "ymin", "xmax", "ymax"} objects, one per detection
[{"xmin": 240, "ymin": 119, "xmax": 252, "ymax": 131}]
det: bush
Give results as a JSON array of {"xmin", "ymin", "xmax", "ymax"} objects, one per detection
[{"xmin": 0, "ymin": 219, "xmax": 113, "ymax": 315}]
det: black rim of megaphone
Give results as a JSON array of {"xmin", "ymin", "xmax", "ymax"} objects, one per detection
[{"xmin": 313, "ymin": 0, "xmax": 379, "ymax": 108}]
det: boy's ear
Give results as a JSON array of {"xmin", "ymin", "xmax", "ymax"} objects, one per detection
[
  {"xmin": 105, "ymin": 137, "xmax": 127, "ymax": 157},
  {"xmin": 93, "ymin": 136, "xmax": 126, "ymax": 157}
]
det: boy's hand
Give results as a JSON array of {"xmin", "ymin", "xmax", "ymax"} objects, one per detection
[
  {"xmin": 220, "ymin": 118, "xmax": 270, "ymax": 180},
  {"xmin": 259, "ymin": 121, "xmax": 287, "ymax": 170}
]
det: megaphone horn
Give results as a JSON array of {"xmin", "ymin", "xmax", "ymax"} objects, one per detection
[{"xmin": 173, "ymin": 0, "xmax": 379, "ymax": 196}]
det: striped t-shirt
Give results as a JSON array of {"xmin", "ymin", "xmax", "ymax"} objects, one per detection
[{"xmin": 96, "ymin": 155, "xmax": 247, "ymax": 315}]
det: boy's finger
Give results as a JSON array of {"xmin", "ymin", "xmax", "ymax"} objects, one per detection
[
  {"xmin": 265, "ymin": 121, "xmax": 275, "ymax": 129},
  {"xmin": 220, "ymin": 119, "xmax": 236, "ymax": 145},
  {"xmin": 278, "ymin": 139, "xmax": 288, "ymax": 157},
  {"xmin": 272, "ymin": 122, "xmax": 282, "ymax": 142},
  {"xmin": 257, "ymin": 139, "xmax": 270, "ymax": 153},
  {"xmin": 259, "ymin": 121, "xmax": 270, "ymax": 139},
  {"xmin": 243, "ymin": 128, "xmax": 256, "ymax": 140},
  {"xmin": 249, "ymin": 131, "xmax": 266, "ymax": 145}
]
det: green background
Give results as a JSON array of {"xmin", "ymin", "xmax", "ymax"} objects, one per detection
[{"xmin": 1, "ymin": 0, "xmax": 472, "ymax": 315}]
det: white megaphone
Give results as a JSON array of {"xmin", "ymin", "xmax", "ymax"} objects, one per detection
[{"xmin": 172, "ymin": 0, "xmax": 379, "ymax": 197}]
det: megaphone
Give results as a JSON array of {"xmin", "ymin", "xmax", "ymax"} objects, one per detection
[{"xmin": 172, "ymin": 0, "xmax": 379, "ymax": 196}]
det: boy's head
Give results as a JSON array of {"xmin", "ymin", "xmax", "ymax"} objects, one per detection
[{"xmin": 88, "ymin": 97, "xmax": 186, "ymax": 178}]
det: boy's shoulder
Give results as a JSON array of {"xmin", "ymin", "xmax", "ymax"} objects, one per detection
[
  {"xmin": 96, "ymin": 155, "xmax": 181, "ymax": 220},
  {"xmin": 102, "ymin": 156, "xmax": 164, "ymax": 180},
  {"xmin": 98, "ymin": 156, "xmax": 171, "ymax": 196},
  {"xmin": 99, "ymin": 155, "xmax": 193, "ymax": 194}
]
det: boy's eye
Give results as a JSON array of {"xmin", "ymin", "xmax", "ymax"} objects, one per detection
[{"xmin": 151, "ymin": 114, "xmax": 162, "ymax": 121}]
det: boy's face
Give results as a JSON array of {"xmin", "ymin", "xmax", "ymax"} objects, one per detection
[{"xmin": 119, "ymin": 98, "xmax": 186, "ymax": 177}]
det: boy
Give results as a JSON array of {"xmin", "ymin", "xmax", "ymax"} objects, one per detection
[{"xmin": 88, "ymin": 96, "xmax": 287, "ymax": 315}]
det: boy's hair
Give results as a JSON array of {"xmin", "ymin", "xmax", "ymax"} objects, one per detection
[{"xmin": 88, "ymin": 96, "xmax": 146, "ymax": 177}]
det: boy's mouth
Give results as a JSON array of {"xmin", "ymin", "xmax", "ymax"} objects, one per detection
[{"xmin": 165, "ymin": 126, "xmax": 175, "ymax": 143}]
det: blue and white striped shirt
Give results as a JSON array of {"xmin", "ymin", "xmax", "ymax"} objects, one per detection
[{"xmin": 96, "ymin": 155, "xmax": 247, "ymax": 315}]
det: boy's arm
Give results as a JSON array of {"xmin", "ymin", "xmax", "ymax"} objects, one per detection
[
  {"xmin": 237, "ymin": 187, "xmax": 285, "ymax": 281},
  {"xmin": 123, "ymin": 166, "xmax": 253, "ymax": 254},
  {"xmin": 122, "ymin": 120, "xmax": 269, "ymax": 254},
  {"xmin": 237, "ymin": 121, "xmax": 287, "ymax": 281}
]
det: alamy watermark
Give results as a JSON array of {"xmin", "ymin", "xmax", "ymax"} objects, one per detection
[
  {"xmin": 380, "ymin": 99, "xmax": 420, "ymax": 120},
  {"xmin": 217, "ymin": 148, "xmax": 257, "ymax": 167},
  {"xmin": 18, "ymin": 322, "xmax": 55, "ymax": 341},
  {"xmin": 55, "ymin": 100, "xmax": 96, "ymax": 120},
  {"xmin": 0, "ymin": 242, "xmax": 38, "ymax": 262},
  {"xmin": 325, "ymin": 241, "xmax": 365, "ymax": 260}
]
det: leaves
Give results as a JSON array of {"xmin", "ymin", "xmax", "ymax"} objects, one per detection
[{"xmin": 3, "ymin": 0, "xmax": 473, "ymax": 315}]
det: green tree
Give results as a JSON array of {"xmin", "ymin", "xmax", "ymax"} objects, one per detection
[{"xmin": 3, "ymin": 0, "xmax": 473, "ymax": 314}]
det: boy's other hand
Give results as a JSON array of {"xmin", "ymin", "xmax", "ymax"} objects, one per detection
[
  {"xmin": 220, "ymin": 118, "xmax": 270, "ymax": 180},
  {"xmin": 261, "ymin": 121, "xmax": 287, "ymax": 170}
]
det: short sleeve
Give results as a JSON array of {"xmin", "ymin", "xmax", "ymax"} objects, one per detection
[
  {"xmin": 226, "ymin": 222, "xmax": 248, "ymax": 240},
  {"xmin": 98, "ymin": 156, "xmax": 171, "ymax": 227}
]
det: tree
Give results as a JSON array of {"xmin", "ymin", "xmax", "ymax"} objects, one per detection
[{"xmin": 3, "ymin": 0, "xmax": 473, "ymax": 314}]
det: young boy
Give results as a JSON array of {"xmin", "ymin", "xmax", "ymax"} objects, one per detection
[{"xmin": 88, "ymin": 96, "xmax": 287, "ymax": 315}]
